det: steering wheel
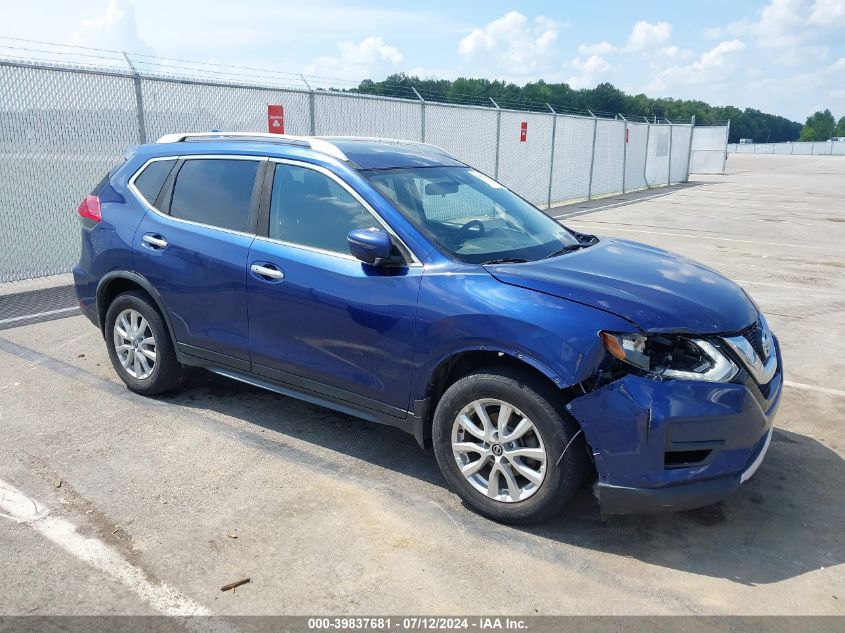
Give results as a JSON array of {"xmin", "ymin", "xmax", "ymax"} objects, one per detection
[{"xmin": 453, "ymin": 219, "xmax": 485, "ymax": 247}]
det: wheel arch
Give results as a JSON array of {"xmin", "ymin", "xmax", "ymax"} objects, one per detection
[
  {"xmin": 96, "ymin": 271, "xmax": 177, "ymax": 348},
  {"xmin": 414, "ymin": 347, "xmax": 582, "ymax": 449}
]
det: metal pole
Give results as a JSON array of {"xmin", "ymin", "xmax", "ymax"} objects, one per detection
[
  {"xmin": 123, "ymin": 52, "xmax": 146, "ymax": 144},
  {"xmin": 723, "ymin": 119, "xmax": 731, "ymax": 171},
  {"xmin": 411, "ymin": 86, "xmax": 425, "ymax": 142},
  {"xmin": 587, "ymin": 110, "xmax": 598, "ymax": 200},
  {"xmin": 666, "ymin": 121, "xmax": 673, "ymax": 186},
  {"xmin": 684, "ymin": 115, "xmax": 695, "ymax": 183},
  {"xmin": 547, "ymin": 104, "xmax": 557, "ymax": 209},
  {"xmin": 490, "ymin": 97, "xmax": 502, "ymax": 179},
  {"xmin": 301, "ymin": 74, "xmax": 316, "ymax": 135},
  {"xmin": 643, "ymin": 116, "xmax": 651, "ymax": 187},
  {"xmin": 619, "ymin": 113, "xmax": 628, "ymax": 194}
]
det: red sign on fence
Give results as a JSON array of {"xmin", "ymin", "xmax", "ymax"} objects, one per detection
[
  {"xmin": 625, "ymin": 128, "xmax": 630, "ymax": 143},
  {"xmin": 268, "ymin": 105, "xmax": 285, "ymax": 134},
  {"xmin": 520, "ymin": 121, "xmax": 528, "ymax": 142}
]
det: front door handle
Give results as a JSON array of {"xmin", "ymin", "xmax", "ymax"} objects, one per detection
[
  {"xmin": 142, "ymin": 233, "xmax": 168, "ymax": 249},
  {"xmin": 250, "ymin": 263, "xmax": 285, "ymax": 280}
]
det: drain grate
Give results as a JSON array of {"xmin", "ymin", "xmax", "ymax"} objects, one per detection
[{"xmin": 0, "ymin": 285, "xmax": 80, "ymax": 331}]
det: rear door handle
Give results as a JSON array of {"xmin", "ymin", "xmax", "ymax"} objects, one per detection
[
  {"xmin": 250, "ymin": 263, "xmax": 285, "ymax": 280},
  {"xmin": 142, "ymin": 233, "xmax": 168, "ymax": 249}
]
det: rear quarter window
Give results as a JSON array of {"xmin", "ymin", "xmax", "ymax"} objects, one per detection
[{"xmin": 132, "ymin": 159, "xmax": 177, "ymax": 205}]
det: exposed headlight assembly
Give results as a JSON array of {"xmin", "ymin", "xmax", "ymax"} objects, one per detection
[{"xmin": 599, "ymin": 331, "xmax": 738, "ymax": 382}]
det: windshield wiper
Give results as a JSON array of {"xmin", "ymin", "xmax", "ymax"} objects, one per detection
[
  {"xmin": 544, "ymin": 243, "xmax": 592, "ymax": 259},
  {"xmin": 482, "ymin": 257, "xmax": 529, "ymax": 265}
]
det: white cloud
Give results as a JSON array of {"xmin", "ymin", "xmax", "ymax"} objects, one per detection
[
  {"xmin": 577, "ymin": 41, "xmax": 616, "ymax": 56},
  {"xmin": 567, "ymin": 55, "xmax": 611, "ymax": 89},
  {"xmin": 458, "ymin": 11, "xmax": 559, "ymax": 74},
  {"xmin": 707, "ymin": 0, "xmax": 845, "ymax": 46},
  {"xmin": 649, "ymin": 40, "xmax": 747, "ymax": 91},
  {"xmin": 307, "ymin": 36, "xmax": 403, "ymax": 80},
  {"xmin": 625, "ymin": 20, "xmax": 672, "ymax": 51},
  {"xmin": 704, "ymin": 0, "xmax": 843, "ymax": 79},
  {"xmin": 68, "ymin": 0, "xmax": 156, "ymax": 65},
  {"xmin": 576, "ymin": 20, "xmax": 674, "ymax": 64},
  {"xmin": 807, "ymin": 0, "xmax": 845, "ymax": 26}
]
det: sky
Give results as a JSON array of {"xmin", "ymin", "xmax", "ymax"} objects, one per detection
[{"xmin": 2, "ymin": 0, "xmax": 844, "ymax": 122}]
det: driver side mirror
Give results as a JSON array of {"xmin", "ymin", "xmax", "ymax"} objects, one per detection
[{"xmin": 347, "ymin": 228, "xmax": 394, "ymax": 265}]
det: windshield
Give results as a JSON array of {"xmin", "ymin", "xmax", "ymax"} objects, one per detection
[{"xmin": 362, "ymin": 167, "xmax": 580, "ymax": 264}]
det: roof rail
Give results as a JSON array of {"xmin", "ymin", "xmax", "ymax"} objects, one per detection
[
  {"xmin": 320, "ymin": 136, "xmax": 453, "ymax": 158},
  {"xmin": 155, "ymin": 132, "xmax": 348, "ymax": 161}
]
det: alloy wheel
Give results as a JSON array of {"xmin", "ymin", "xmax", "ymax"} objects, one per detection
[
  {"xmin": 451, "ymin": 398, "xmax": 547, "ymax": 503},
  {"xmin": 113, "ymin": 308, "xmax": 156, "ymax": 380}
]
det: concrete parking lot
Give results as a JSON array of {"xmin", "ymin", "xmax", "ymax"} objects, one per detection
[{"xmin": 1, "ymin": 154, "xmax": 843, "ymax": 616}]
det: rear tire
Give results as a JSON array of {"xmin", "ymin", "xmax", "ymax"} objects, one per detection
[
  {"xmin": 432, "ymin": 367, "xmax": 587, "ymax": 524},
  {"xmin": 104, "ymin": 290, "xmax": 188, "ymax": 396}
]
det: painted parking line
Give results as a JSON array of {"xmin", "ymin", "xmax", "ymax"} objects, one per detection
[
  {"xmin": 784, "ymin": 381, "xmax": 845, "ymax": 398},
  {"xmin": 569, "ymin": 219, "xmax": 840, "ymax": 247},
  {"xmin": 0, "ymin": 306, "xmax": 78, "ymax": 325},
  {"xmin": 0, "ymin": 478, "xmax": 236, "ymax": 631},
  {"xmin": 733, "ymin": 280, "xmax": 835, "ymax": 293},
  {"xmin": 564, "ymin": 225, "xmax": 818, "ymax": 249},
  {"xmin": 552, "ymin": 190, "xmax": 676, "ymax": 219},
  {"xmin": 612, "ymin": 209, "xmax": 845, "ymax": 229}
]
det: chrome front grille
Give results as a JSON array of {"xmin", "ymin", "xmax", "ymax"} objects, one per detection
[{"xmin": 722, "ymin": 316, "xmax": 778, "ymax": 385}]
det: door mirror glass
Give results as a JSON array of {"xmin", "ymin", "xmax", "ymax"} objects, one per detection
[{"xmin": 347, "ymin": 228, "xmax": 393, "ymax": 265}]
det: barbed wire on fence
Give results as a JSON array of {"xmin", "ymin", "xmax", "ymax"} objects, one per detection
[{"xmin": 0, "ymin": 35, "xmax": 716, "ymax": 123}]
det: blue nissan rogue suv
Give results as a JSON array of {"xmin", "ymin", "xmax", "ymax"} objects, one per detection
[{"xmin": 74, "ymin": 133, "xmax": 782, "ymax": 524}]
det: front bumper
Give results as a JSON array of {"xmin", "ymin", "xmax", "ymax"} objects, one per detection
[
  {"xmin": 595, "ymin": 427, "xmax": 773, "ymax": 514},
  {"xmin": 568, "ymin": 339, "xmax": 782, "ymax": 515}
]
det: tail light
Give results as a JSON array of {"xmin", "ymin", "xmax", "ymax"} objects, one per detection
[{"xmin": 77, "ymin": 195, "xmax": 101, "ymax": 222}]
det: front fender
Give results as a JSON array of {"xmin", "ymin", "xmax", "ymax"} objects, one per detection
[{"xmin": 410, "ymin": 265, "xmax": 633, "ymax": 401}]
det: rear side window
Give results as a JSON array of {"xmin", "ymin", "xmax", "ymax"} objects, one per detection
[
  {"xmin": 133, "ymin": 159, "xmax": 176, "ymax": 205},
  {"xmin": 170, "ymin": 159, "xmax": 260, "ymax": 232},
  {"xmin": 268, "ymin": 163, "xmax": 379, "ymax": 253}
]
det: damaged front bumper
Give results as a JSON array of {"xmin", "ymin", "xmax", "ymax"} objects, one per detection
[{"xmin": 567, "ymin": 341, "xmax": 782, "ymax": 515}]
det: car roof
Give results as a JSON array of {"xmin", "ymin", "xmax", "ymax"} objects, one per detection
[
  {"xmin": 145, "ymin": 133, "xmax": 466, "ymax": 170},
  {"xmin": 320, "ymin": 137, "xmax": 466, "ymax": 169}
]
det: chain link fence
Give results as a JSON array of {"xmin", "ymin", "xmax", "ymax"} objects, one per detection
[
  {"xmin": 1, "ymin": 58, "xmax": 704, "ymax": 282},
  {"xmin": 728, "ymin": 141, "xmax": 845, "ymax": 156},
  {"xmin": 690, "ymin": 125, "xmax": 730, "ymax": 174}
]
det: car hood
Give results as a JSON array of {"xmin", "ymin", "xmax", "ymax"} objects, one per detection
[{"xmin": 484, "ymin": 237, "xmax": 757, "ymax": 334}]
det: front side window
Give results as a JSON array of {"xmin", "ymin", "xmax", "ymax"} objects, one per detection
[
  {"xmin": 268, "ymin": 163, "xmax": 379, "ymax": 253},
  {"xmin": 363, "ymin": 167, "xmax": 579, "ymax": 264},
  {"xmin": 169, "ymin": 159, "xmax": 260, "ymax": 232}
]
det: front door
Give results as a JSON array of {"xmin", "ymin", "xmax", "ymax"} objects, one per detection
[{"xmin": 247, "ymin": 161, "xmax": 422, "ymax": 412}]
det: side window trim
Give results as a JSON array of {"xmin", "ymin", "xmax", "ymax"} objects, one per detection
[
  {"xmin": 157, "ymin": 158, "xmax": 183, "ymax": 212},
  {"xmin": 258, "ymin": 158, "xmax": 421, "ymax": 266},
  {"xmin": 129, "ymin": 154, "xmax": 267, "ymax": 237}
]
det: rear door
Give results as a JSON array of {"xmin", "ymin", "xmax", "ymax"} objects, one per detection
[{"xmin": 132, "ymin": 155, "xmax": 264, "ymax": 367}]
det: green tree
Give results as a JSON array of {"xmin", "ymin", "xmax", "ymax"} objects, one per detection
[
  {"xmin": 835, "ymin": 116, "xmax": 845, "ymax": 137},
  {"xmin": 799, "ymin": 125, "xmax": 818, "ymax": 141},
  {"xmin": 799, "ymin": 110, "xmax": 836, "ymax": 140},
  {"xmin": 349, "ymin": 76, "xmax": 805, "ymax": 142}
]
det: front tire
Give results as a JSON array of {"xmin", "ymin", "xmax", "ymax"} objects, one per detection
[
  {"xmin": 104, "ymin": 290, "xmax": 187, "ymax": 396},
  {"xmin": 432, "ymin": 367, "xmax": 587, "ymax": 524}
]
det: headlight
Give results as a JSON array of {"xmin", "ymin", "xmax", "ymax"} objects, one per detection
[{"xmin": 599, "ymin": 331, "xmax": 738, "ymax": 382}]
